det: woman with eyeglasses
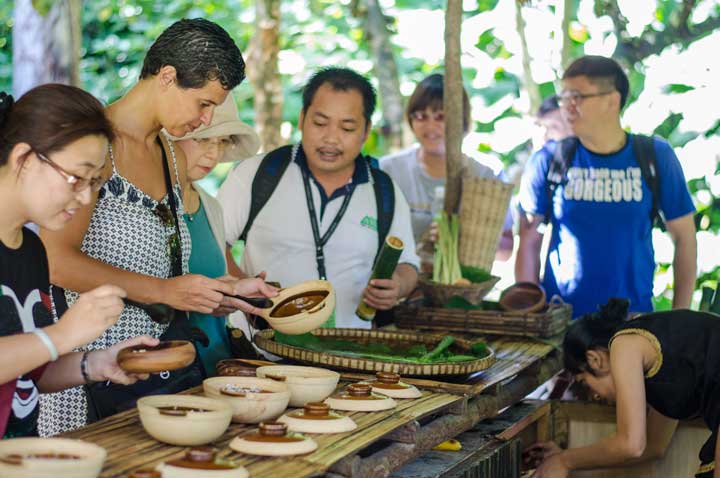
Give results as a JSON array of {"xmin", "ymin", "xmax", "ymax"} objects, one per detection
[
  {"xmin": 37, "ymin": 19, "xmax": 275, "ymax": 435},
  {"xmin": 168, "ymin": 95, "xmax": 262, "ymax": 375},
  {"xmin": 380, "ymin": 74, "xmax": 514, "ymax": 268},
  {"xmin": 0, "ymin": 85, "xmax": 159, "ymax": 439}
]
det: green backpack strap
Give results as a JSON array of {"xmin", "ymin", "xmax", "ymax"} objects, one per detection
[{"xmin": 238, "ymin": 145, "xmax": 294, "ymax": 242}]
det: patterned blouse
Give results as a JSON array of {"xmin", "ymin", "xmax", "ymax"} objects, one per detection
[{"xmin": 38, "ymin": 136, "xmax": 191, "ymax": 436}]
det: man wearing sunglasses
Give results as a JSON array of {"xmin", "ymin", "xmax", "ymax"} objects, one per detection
[{"xmin": 516, "ymin": 55, "xmax": 696, "ymax": 319}]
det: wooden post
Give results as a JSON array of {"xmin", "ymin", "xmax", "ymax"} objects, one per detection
[{"xmin": 443, "ymin": 0, "xmax": 463, "ymax": 215}]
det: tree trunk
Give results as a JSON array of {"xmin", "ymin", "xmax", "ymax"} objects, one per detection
[
  {"xmin": 364, "ymin": 0, "xmax": 404, "ymax": 152},
  {"xmin": 246, "ymin": 0, "xmax": 283, "ymax": 153},
  {"xmin": 12, "ymin": 0, "xmax": 81, "ymax": 97},
  {"xmin": 555, "ymin": 0, "xmax": 572, "ymax": 70},
  {"xmin": 443, "ymin": 0, "xmax": 463, "ymax": 215},
  {"xmin": 515, "ymin": 0, "xmax": 540, "ymax": 114}
]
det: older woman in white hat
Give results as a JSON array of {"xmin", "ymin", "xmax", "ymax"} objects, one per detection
[{"xmin": 169, "ymin": 95, "xmax": 262, "ymax": 374}]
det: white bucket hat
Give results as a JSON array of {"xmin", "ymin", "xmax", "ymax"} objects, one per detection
[{"xmin": 167, "ymin": 95, "xmax": 261, "ymax": 162}]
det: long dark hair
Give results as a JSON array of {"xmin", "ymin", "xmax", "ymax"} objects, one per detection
[
  {"xmin": 0, "ymin": 84, "xmax": 115, "ymax": 168},
  {"xmin": 563, "ymin": 298, "xmax": 630, "ymax": 375}
]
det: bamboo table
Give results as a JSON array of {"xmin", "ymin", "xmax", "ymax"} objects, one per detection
[{"xmin": 62, "ymin": 335, "xmax": 561, "ymax": 478}]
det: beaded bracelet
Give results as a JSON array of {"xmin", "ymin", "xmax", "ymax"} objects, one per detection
[{"xmin": 31, "ymin": 329, "xmax": 58, "ymax": 362}]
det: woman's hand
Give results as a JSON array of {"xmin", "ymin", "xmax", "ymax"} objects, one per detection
[
  {"xmin": 211, "ymin": 275, "xmax": 279, "ymax": 316},
  {"xmin": 532, "ymin": 449, "xmax": 569, "ymax": 478},
  {"xmin": 50, "ymin": 284, "xmax": 126, "ymax": 354},
  {"xmin": 524, "ymin": 441, "xmax": 563, "ymax": 468},
  {"xmin": 161, "ymin": 274, "xmax": 236, "ymax": 314},
  {"xmin": 86, "ymin": 335, "xmax": 159, "ymax": 385}
]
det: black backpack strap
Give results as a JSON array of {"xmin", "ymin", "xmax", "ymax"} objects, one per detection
[
  {"xmin": 543, "ymin": 136, "xmax": 578, "ymax": 225},
  {"xmin": 631, "ymin": 134, "xmax": 665, "ymax": 230},
  {"xmin": 369, "ymin": 161, "xmax": 395, "ymax": 264},
  {"xmin": 238, "ymin": 145, "xmax": 294, "ymax": 242}
]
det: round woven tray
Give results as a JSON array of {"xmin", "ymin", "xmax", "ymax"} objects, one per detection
[
  {"xmin": 253, "ymin": 328, "xmax": 495, "ymax": 376},
  {"xmin": 418, "ymin": 275, "xmax": 500, "ymax": 306}
]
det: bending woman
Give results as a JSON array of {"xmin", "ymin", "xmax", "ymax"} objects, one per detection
[
  {"xmin": 38, "ymin": 19, "xmax": 274, "ymax": 435},
  {"xmin": 531, "ymin": 298, "xmax": 719, "ymax": 478},
  {"xmin": 0, "ymin": 85, "xmax": 155, "ymax": 438}
]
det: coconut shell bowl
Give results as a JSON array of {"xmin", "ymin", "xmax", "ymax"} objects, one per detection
[
  {"xmin": 256, "ymin": 280, "xmax": 336, "ymax": 335},
  {"xmin": 117, "ymin": 340, "xmax": 196, "ymax": 374}
]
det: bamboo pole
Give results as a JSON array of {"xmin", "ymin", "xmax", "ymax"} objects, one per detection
[{"xmin": 443, "ymin": 0, "xmax": 463, "ymax": 215}]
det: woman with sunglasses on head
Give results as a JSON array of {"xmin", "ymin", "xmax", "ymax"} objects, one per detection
[
  {"xmin": 0, "ymin": 85, "xmax": 158, "ymax": 439},
  {"xmin": 38, "ymin": 19, "xmax": 275, "ymax": 435},
  {"xmin": 168, "ymin": 95, "xmax": 263, "ymax": 375},
  {"xmin": 528, "ymin": 298, "xmax": 720, "ymax": 478},
  {"xmin": 380, "ymin": 74, "xmax": 514, "ymax": 268}
]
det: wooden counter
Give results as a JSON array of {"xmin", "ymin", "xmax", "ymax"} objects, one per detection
[{"xmin": 62, "ymin": 335, "xmax": 562, "ymax": 478}]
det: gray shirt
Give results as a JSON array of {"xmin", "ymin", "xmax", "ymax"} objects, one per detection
[{"xmin": 380, "ymin": 145, "xmax": 503, "ymax": 243}]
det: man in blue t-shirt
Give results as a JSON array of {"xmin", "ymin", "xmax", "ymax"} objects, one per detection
[{"xmin": 516, "ymin": 55, "xmax": 697, "ymax": 318}]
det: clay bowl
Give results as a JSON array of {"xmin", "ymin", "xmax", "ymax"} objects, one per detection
[
  {"xmin": 498, "ymin": 282, "xmax": 547, "ymax": 314},
  {"xmin": 362, "ymin": 372, "xmax": 422, "ymax": 399},
  {"xmin": 324, "ymin": 383, "xmax": 396, "ymax": 412},
  {"xmin": 155, "ymin": 447, "xmax": 248, "ymax": 478},
  {"xmin": 117, "ymin": 340, "xmax": 196, "ymax": 374},
  {"xmin": 257, "ymin": 280, "xmax": 335, "ymax": 335},
  {"xmin": 203, "ymin": 377, "xmax": 291, "ymax": 424},
  {"xmin": 255, "ymin": 365, "xmax": 340, "ymax": 407},
  {"xmin": 0, "ymin": 437, "xmax": 106, "ymax": 478},
  {"xmin": 216, "ymin": 359, "xmax": 259, "ymax": 377},
  {"xmin": 229, "ymin": 422, "xmax": 317, "ymax": 457},
  {"xmin": 278, "ymin": 402, "xmax": 357, "ymax": 434},
  {"xmin": 137, "ymin": 395, "xmax": 232, "ymax": 446}
]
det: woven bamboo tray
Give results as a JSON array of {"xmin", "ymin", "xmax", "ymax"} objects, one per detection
[
  {"xmin": 395, "ymin": 303, "xmax": 571, "ymax": 338},
  {"xmin": 253, "ymin": 328, "xmax": 495, "ymax": 376}
]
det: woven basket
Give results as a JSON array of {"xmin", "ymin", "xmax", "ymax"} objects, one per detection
[
  {"xmin": 418, "ymin": 274, "xmax": 500, "ymax": 307},
  {"xmin": 253, "ymin": 328, "xmax": 495, "ymax": 377},
  {"xmin": 458, "ymin": 176, "xmax": 513, "ymax": 272},
  {"xmin": 395, "ymin": 302, "xmax": 571, "ymax": 339}
]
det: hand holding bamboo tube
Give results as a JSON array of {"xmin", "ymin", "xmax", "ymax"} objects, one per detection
[{"xmin": 356, "ymin": 236, "xmax": 404, "ymax": 321}]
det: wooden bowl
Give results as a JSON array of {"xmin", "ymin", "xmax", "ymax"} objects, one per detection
[
  {"xmin": 258, "ymin": 280, "xmax": 335, "ymax": 335},
  {"xmin": 156, "ymin": 447, "xmax": 248, "ymax": 477},
  {"xmin": 216, "ymin": 359, "xmax": 259, "ymax": 377},
  {"xmin": 137, "ymin": 395, "xmax": 232, "ymax": 446},
  {"xmin": 0, "ymin": 438, "xmax": 106, "ymax": 478},
  {"xmin": 255, "ymin": 365, "xmax": 340, "ymax": 407},
  {"xmin": 203, "ymin": 377, "xmax": 291, "ymax": 424},
  {"xmin": 117, "ymin": 340, "xmax": 196, "ymax": 374},
  {"xmin": 499, "ymin": 282, "xmax": 547, "ymax": 314}
]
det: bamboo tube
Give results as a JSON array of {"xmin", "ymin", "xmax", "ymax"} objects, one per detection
[{"xmin": 356, "ymin": 236, "xmax": 404, "ymax": 321}]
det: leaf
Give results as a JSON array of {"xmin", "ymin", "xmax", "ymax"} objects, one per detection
[
  {"xmin": 31, "ymin": 0, "xmax": 55, "ymax": 16},
  {"xmin": 662, "ymin": 83, "xmax": 695, "ymax": 94},
  {"xmin": 652, "ymin": 112, "xmax": 683, "ymax": 139}
]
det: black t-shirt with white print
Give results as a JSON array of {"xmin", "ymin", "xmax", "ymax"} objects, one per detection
[{"xmin": 0, "ymin": 227, "xmax": 53, "ymax": 438}]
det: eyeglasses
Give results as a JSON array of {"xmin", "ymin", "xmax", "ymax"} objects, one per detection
[
  {"xmin": 558, "ymin": 90, "xmax": 615, "ymax": 106},
  {"xmin": 153, "ymin": 203, "xmax": 182, "ymax": 276},
  {"xmin": 410, "ymin": 110, "xmax": 445, "ymax": 123},
  {"xmin": 36, "ymin": 152, "xmax": 105, "ymax": 192},
  {"xmin": 192, "ymin": 138, "xmax": 234, "ymax": 150}
]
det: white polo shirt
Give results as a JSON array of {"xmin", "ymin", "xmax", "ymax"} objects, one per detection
[{"xmin": 218, "ymin": 148, "xmax": 420, "ymax": 331}]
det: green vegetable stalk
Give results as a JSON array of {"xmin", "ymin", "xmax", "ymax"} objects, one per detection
[
  {"xmin": 356, "ymin": 236, "xmax": 404, "ymax": 321},
  {"xmin": 419, "ymin": 336, "xmax": 455, "ymax": 363},
  {"xmin": 432, "ymin": 212, "xmax": 462, "ymax": 285}
]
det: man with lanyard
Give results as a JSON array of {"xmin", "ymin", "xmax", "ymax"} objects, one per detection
[
  {"xmin": 516, "ymin": 55, "xmax": 696, "ymax": 319},
  {"xmin": 218, "ymin": 67, "xmax": 419, "ymax": 336}
]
